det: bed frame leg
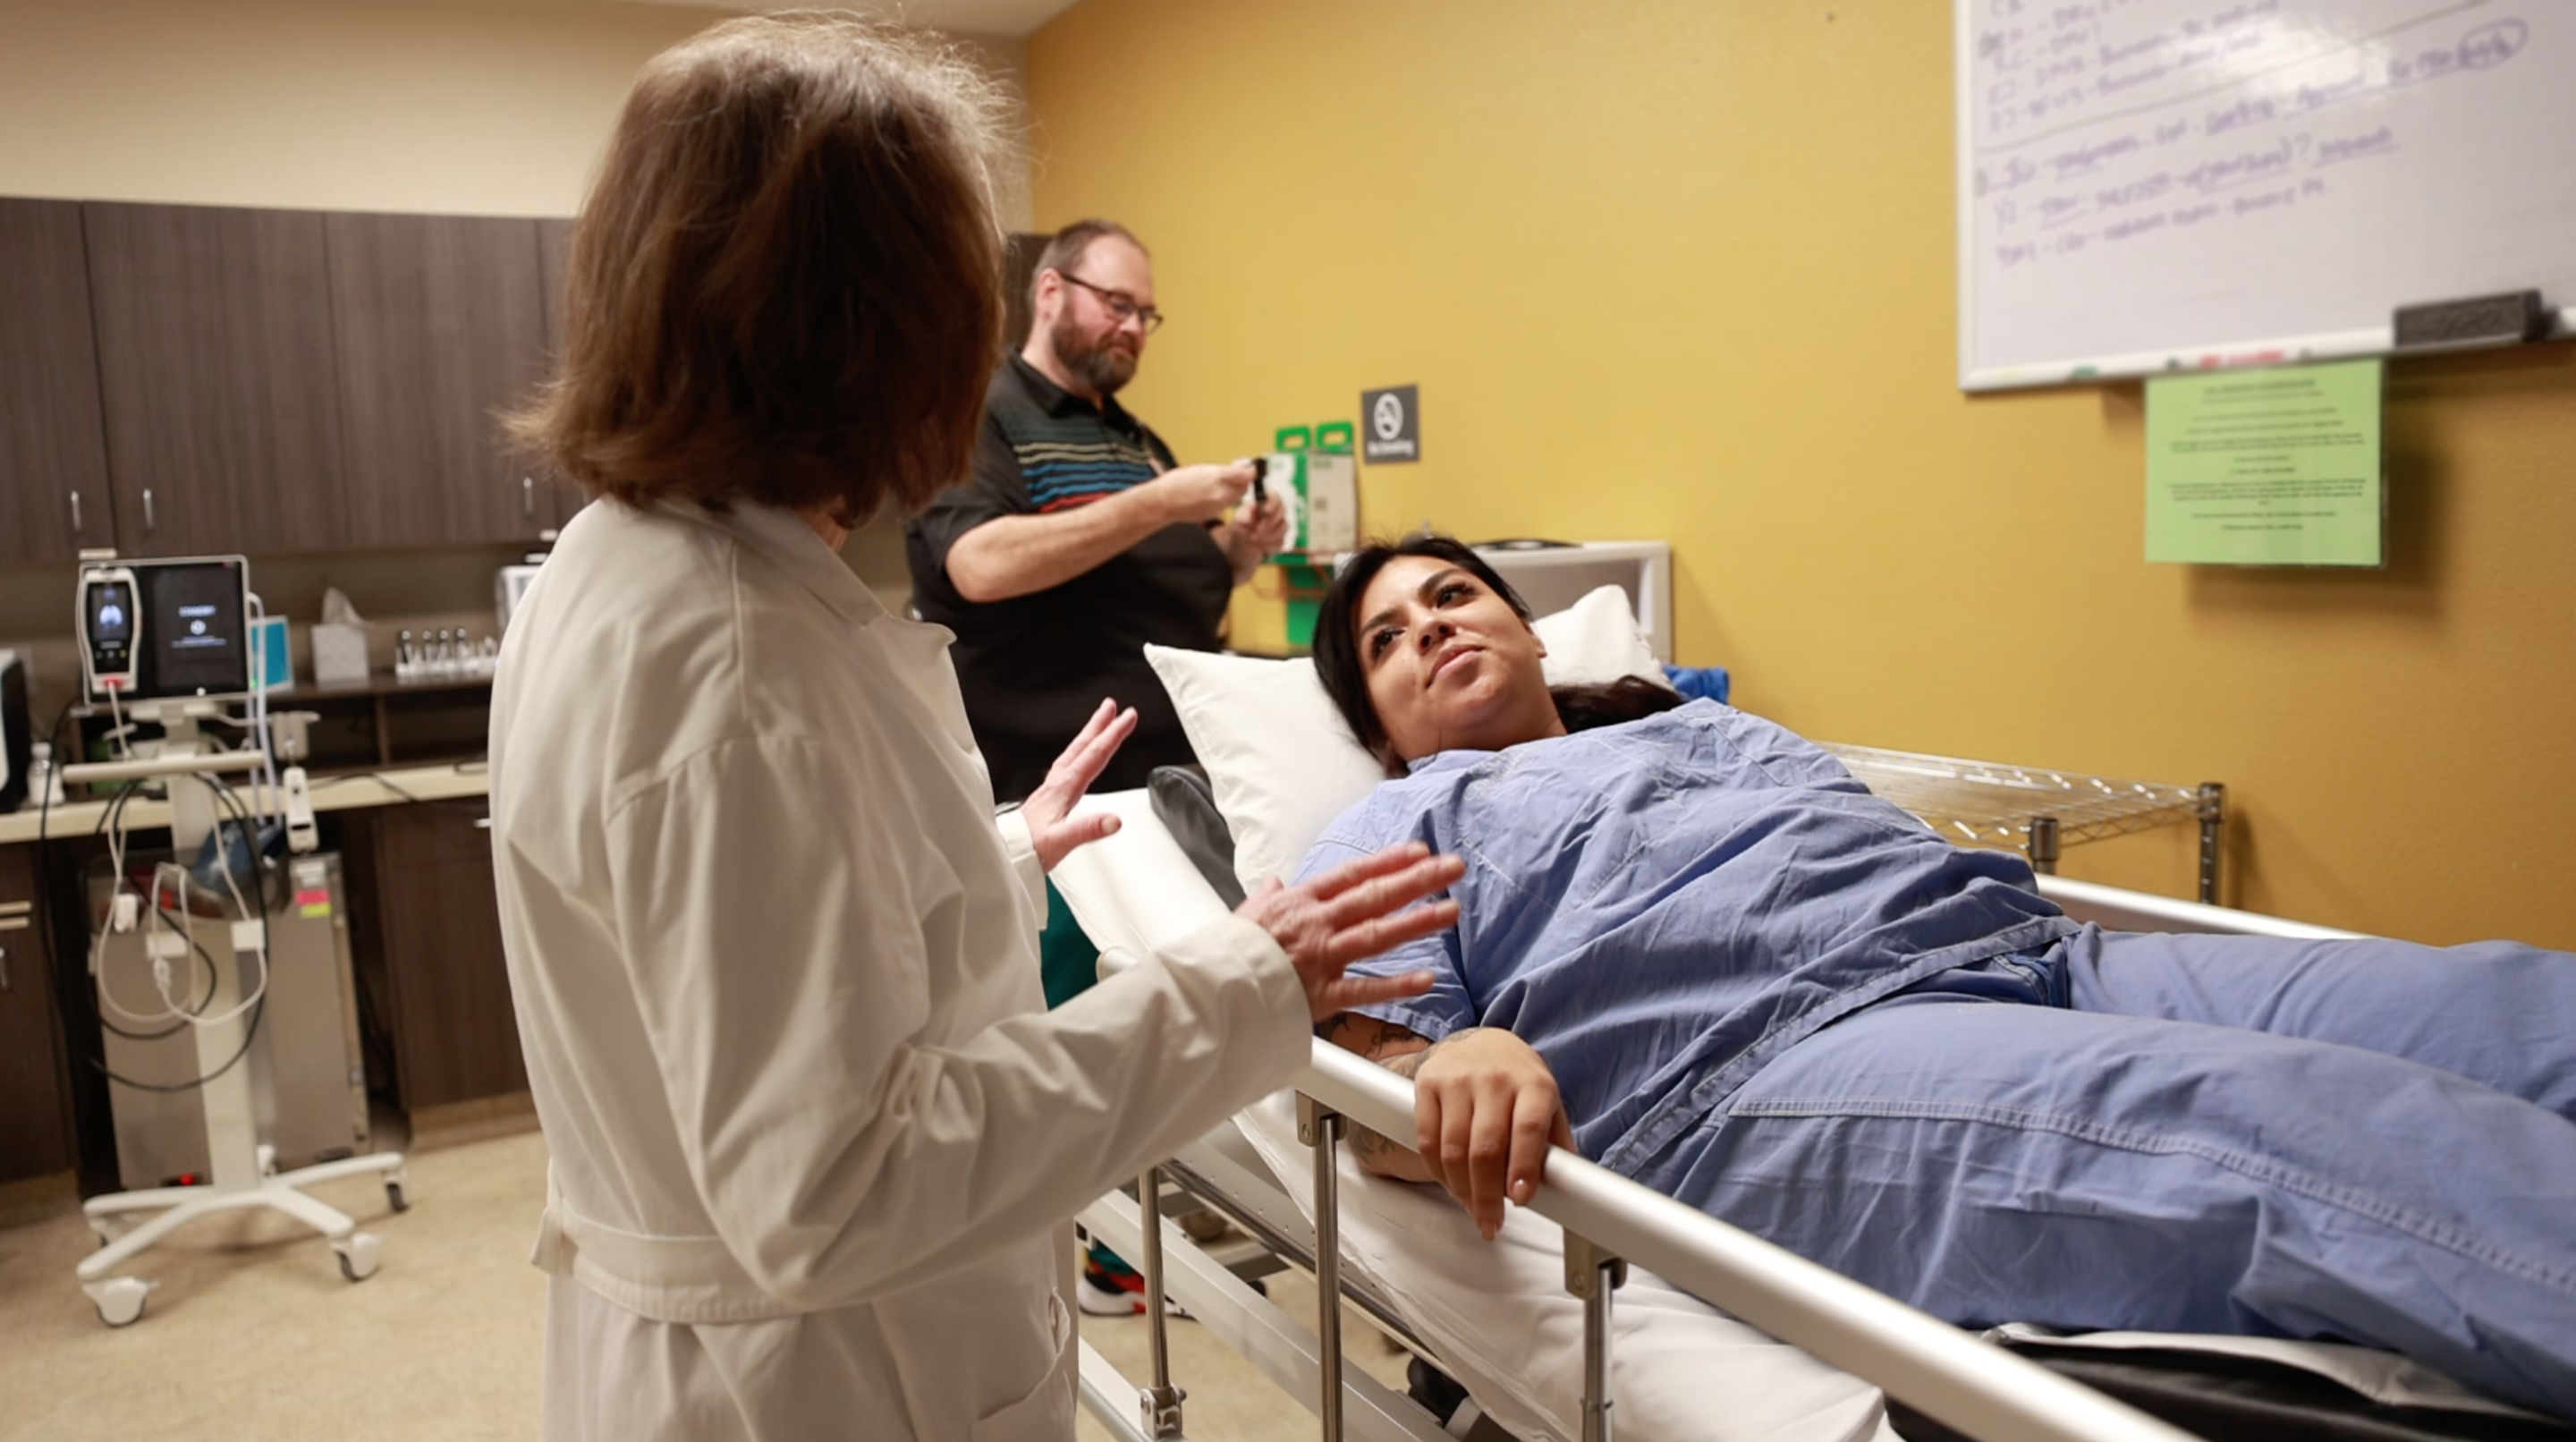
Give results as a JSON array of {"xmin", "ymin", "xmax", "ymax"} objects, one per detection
[
  {"xmin": 1298, "ymin": 1095, "xmax": 1347, "ymax": 1442},
  {"xmin": 1567, "ymin": 1234, "xmax": 1628, "ymax": 1442},
  {"xmin": 1136, "ymin": 1163, "xmax": 1188, "ymax": 1439}
]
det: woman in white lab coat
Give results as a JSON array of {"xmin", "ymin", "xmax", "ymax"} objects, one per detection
[{"xmin": 487, "ymin": 18, "xmax": 1460, "ymax": 1441}]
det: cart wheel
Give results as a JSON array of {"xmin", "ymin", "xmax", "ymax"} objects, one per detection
[
  {"xmin": 91, "ymin": 1277, "xmax": 152, "ymax": 1327},
  {"xmin": 335, "ymin": 1232, "xmax": 382, "ymax": 1283},
  {"xmin": 385, "ymin": 1180, "xmax": 409, "ymax": 1213}
]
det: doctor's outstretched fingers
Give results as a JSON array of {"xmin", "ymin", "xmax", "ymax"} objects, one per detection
[
  {"xmin": 1235, "ymin": 844, "xmax": 1465, "ymax": 1021},
  {"xmin": 1024, "ymin": 698, "xmax": 1140, "ymax": 872}
]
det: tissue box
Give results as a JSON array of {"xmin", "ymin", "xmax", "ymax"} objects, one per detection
[{"xmin": 311, "ymin": 623, "xmax": 369, "ymax": 685}]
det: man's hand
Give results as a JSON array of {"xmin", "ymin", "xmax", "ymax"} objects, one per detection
[
  {"xmin": 1023, "ymin": 699, "xmax": 1138, "ymax": 873},
  {"xmin": 1413, "ymin": 1029, "xmax": 1577, "ymax": 1241},
  {"xmin": 1217, "ymin": 493, "xmax": 1292, "ymax": 580},
  {"xmin": 1235, "ymin": 845, "xmax": 1463, "ymax": 1022},
  {"xmin": 1141, "ymin": 461, "xmax": 1255, "ymax": 527}
]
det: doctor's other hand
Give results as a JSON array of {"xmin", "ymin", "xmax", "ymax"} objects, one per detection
[
  {"xmin": 1412, "ymin": 1028, "xmax": 1577, "ymax": 1242},
  {"xmin": 1144, "ymin": 461, "xmax": 1256, "ymax": 526},
  {"xmin": 1234, "ymin": 844, "xmax": 1463, "ymax": 1022},
  {"xmin": 1025, "ymin": 699, "xmax": 1139, "ymax": 873}
]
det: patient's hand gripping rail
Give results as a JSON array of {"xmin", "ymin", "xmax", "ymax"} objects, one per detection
[{"xmin": 1097, "ymin": 949, "xmax": 2199, "ymax": 1442}]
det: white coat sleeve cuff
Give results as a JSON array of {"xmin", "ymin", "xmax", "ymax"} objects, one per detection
[
  {"xmin": 1157, "ymin": 913, "xmax": 1310, "ymax": 1086},
  {"xmin": 993, "ymin": 808, "xmax": 1048, "ymax": 923}
]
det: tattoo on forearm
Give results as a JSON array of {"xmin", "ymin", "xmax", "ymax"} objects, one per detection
[
  {"xmin": 1349, "ymin": 1126, "xmax": 1397, "ymax": 1160},
  {"xmin": 1318, "ymin": 1013, "xmax": 1430, "ymax": 1065}
]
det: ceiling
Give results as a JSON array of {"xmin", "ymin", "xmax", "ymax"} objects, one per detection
[{"xmin": 606, "ymin": 0, "xmax": 1080, "ymax": 39}]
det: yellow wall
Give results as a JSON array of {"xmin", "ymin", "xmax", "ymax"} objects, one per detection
[{"xmin": 1027, "ymin": 0, "xmax": 2576, "ymax": 947}]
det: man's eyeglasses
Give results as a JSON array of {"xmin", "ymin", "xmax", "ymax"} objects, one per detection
[{"xmin": 1059, "ymin": 272, "xmax": 1165, "ymax": 334}]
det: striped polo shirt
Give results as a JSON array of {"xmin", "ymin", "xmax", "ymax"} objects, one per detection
[{"xmin": 905, "ymin": 354, "xmax": 1234, "ymax": 803}]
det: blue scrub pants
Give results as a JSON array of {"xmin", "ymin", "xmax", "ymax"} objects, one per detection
[{"xmin": 1632, "ymin": 925, "xmax": 2576, "ymax": 1419}]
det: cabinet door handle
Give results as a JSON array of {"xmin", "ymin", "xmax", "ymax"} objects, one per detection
[
  {"xmin": 70, "ymin": 489, "xmax": 84, "ymax": 533},
  {"xmin": 0, "ymin": 943, "xmax": 10, "ymax": 991},
  {"xmin": 142, "ymin": 488, "xmax": 157, "ymax": 533},
  {"xmin": 473, "ymin": 817, "xmax": 493, "ymax": 830},
  {"xmin": 522, "ymin": 477, "xmax": 536, "ymax": 519}
]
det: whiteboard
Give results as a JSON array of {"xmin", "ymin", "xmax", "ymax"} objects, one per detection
[{"xmin": 1956, "ymin": 0, "xmax": 2576, "ymax": 389}]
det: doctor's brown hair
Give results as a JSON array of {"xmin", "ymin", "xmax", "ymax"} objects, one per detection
[{"xmin": 510, "ymin": 15, "xmax": 1011, "ymax": 526}]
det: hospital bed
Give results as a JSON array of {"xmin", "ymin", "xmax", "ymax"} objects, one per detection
[{"xmin": 1052, "ymin": 787, "xmax": 2572, "ymax": 1442}]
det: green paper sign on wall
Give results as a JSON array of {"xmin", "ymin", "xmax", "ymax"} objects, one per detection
[{"xmin": 2145, "ymin": 359, "xmax": 2385, "ymax": 567}]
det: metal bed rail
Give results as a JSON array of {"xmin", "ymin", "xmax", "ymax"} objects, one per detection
[{"xmin": 1094, "ymin": 946, "xmax": 2202, "ymax": 1442}]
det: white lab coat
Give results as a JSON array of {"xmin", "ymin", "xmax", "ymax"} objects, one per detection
[{"xmin": 487, "ymin": 499, "xmax": 1311, "ymax": 1441}]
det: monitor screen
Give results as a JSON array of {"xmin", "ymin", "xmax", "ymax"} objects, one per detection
[
  {"xmin": 142, "ymin": 561, "xmax": 250, "ymax": 699},
  {"xmin": 89, "ymin": 582, "xmax": 135, "ymax": 646}
]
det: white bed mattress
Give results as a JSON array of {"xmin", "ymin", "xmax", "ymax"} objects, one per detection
[{"xmin": 1048, "ymin": 789, "xmax": 2532, "ymax": 1439}]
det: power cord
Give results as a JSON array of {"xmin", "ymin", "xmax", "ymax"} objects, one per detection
[{"xmin": 55, "ymin": 755, "xmax": 278, "ymax": 1093}]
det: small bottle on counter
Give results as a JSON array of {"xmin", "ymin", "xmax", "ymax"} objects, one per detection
[{"xmin": 395, "ymin": 629, "xmax": 416, "ymax": 683}]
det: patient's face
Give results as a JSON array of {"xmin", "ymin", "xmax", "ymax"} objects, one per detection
[{"xmin": 1354, "ymin": 556, "xmax": 1564, "ymax": 762}]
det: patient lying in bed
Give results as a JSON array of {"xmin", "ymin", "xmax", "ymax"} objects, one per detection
[{"xmin": 1299, "ymin": 533, "xmax": 2576, "ymax": 1421}]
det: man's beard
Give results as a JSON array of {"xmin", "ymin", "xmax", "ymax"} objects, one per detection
[{"xmin": 1052, "ymin": 310, "xmax": 1140, "ymax": 396}]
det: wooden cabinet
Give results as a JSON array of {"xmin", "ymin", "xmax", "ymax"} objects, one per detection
[
  {"xmin": 0, "ymin": 199, "xmax": 116, "ymax": 563},
  {"xmin": 328, "ymin": 212, "xmax": 554, "ymax": 547},
  {"xmin": 350, "ymin": 802, "xmax": 526, "ymax": 1110},
  {"xmin": 0, "ymin": 844, "xmax": 75, "ymax": 1182},
  {"xmin": 83, "ymin": 202, "xmax": 352, "ymax": 556}
]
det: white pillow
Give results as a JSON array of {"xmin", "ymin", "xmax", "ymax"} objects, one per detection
[{"xmin": 1146, "ymin": 583, "xmax": 1667, "ymax": 891}]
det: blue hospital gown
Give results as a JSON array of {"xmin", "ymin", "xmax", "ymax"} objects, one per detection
[
  {"xmin": 1301, "ymin": 699, "xmax": 2077, "ymax": 1171},
  {"xmin": 1302, "ymin": 700, "xmax": 2576, "ymax": 1419}
]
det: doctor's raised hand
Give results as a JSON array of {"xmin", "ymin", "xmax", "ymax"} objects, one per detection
[{"xmin": 1021, "ymin": 698, "xmax": 1143, "ymax": 873}]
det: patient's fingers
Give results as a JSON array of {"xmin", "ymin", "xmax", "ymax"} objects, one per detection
[
  {"xmin": 1506, "ymin": 1090, "xmax": 1557, "ymax": 1209},
  {"xmin": 1468, "ymin": 1077, "xmax": 1513, "ymax": 1239},
  {"xmin": 1436, "ymin": 1082, "xmax": 1479, "ymax": 1230}
]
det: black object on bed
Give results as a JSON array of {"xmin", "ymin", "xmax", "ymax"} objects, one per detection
[
  {"xmin": 1887, "ymin": 1344, "xmax": 2576, "ymax": 1442},
  {"xmin": 1148, "ymin": 764, "xmax": 1248, "ymax": 909}
]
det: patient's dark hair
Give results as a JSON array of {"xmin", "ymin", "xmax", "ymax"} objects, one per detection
[{"xmin": 1314, "ymin": 534, "xmax": 1683, "ymax": 776}]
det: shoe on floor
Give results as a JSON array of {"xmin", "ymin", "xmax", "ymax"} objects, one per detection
[{"xmin": 1075, "ymin": 1270, "xmax": 1191, "ymax": 1319}]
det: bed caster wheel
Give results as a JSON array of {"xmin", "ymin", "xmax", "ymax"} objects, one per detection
[
  {"xmin": 334, "ymin": 1233, "xmax": 382, "ymax": 1283},
  {"xmin": 385, "ymin": 1178, "xmax": 409, "ymax": 1213},
  {"xmin": 87, "ymin": 1277, "xmax": 155, "ymax": 1327},
  {"xmin": 257, "ymin": 1143, "xmax": 279, "ymax": 1179}
]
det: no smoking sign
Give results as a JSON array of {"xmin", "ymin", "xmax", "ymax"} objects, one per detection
[{"xmin": 1360, "ymin": 385, "xmax": 1419, "ymax": 463}]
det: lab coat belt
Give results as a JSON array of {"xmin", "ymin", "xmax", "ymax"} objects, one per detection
[{"xmin": 533, "ymin": 1170, "xmax": 801, "ymax": 1325}]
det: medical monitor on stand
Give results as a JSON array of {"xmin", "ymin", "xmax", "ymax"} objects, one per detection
[
  {"xmin": 79, "ymin": 556, "xmax": 252, "ymax": 710},
  {"xmin": 65, "ymin": 555, "xmax": 404, "ymax": 1327}
]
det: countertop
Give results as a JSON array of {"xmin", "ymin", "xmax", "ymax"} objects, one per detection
[{"xmin": 0, "ymin": 760, "xmax": 491, "ymax": 847}]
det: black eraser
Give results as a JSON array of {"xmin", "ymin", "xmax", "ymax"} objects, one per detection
[{"xmin": 2394, "ymin": 291, "xmax": 2546, "ymax": 350}]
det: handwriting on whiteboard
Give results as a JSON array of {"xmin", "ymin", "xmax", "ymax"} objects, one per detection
[{"xmin": 1970, "ymin": 1, "xmax": 2529, "ymax": 273}]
